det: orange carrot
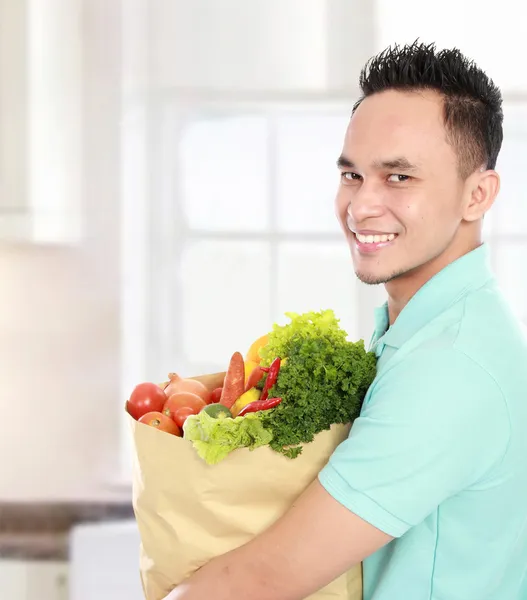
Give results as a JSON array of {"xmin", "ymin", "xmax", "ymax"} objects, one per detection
[
  {"xmin": 220, "ymin": 352, "xmax": 245, "ymax": 409},
  {"xmin": 245, "ymin": 365, "xmax": 265, "ymax": 392}
]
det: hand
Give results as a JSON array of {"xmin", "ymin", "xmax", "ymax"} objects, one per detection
[
  {"xmin": 162, "ymin": 588, "xmax": 182, "ymax": 600},
  {"xmin": 162, "ymin": 584, "xmax": 192, "ymax": 600},
  {"xmin": 160, "ymin": 563, "xmax": 232, "ymax": 600}
]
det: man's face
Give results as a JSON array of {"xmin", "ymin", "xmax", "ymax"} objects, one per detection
[{"xmin": 335, "ymin": 89, "xmax": 468, "ymax": 285}]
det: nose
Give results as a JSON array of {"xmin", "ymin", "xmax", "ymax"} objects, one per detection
[{"xmin": 345, "ymin": 182, "xmax": 385, "ymax": 227}]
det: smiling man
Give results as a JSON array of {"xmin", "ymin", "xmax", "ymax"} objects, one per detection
[{"xmin": 165, "ymin": 42, "xmax": 527, "ymax": 600}]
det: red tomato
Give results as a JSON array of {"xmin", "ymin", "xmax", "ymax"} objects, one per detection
[
  {"xmin": 173, "ymin": 406, "xmax": 195, "ymax": 429},
  {"xmin": 210, "ymin": 387, "xmax": 223, "ymax": 404},
  {"xmin": 138, "ymin": 411, "xmax": 181, "ymax": 436},
  {"xmin": 127, "ymin": 382, "xmax": 167, "ymax": 420},
  {"xmin": 163, "ymin": 392, "xmax": 206, "ymax": 419}
]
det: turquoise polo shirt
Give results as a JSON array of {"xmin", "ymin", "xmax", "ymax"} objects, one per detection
[{"xmin": 319, "ymin": 244, "xmax": 527, "ymax": 600}]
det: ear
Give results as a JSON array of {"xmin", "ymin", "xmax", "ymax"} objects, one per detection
[{"xmin": 462, "ymin": 169, "xmax": 500, "ymax": 222}]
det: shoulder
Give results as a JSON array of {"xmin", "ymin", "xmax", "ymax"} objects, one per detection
[
  {"xmin": 378, "ymin": 281, "xmax": 523, "ymax": 404},
  {"xmin": 452, "ymin": 284, "xmax": 527, "ymax": 392},
  {"xmin": 376, "ymin": 343, "xmax": 499, "ymax": 392},
  {"xmin": 369, "ymin": 344, "xmax": 508, "ymax": 430}
]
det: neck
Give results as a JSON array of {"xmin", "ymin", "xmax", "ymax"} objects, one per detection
[{"xmin": 385, "ymin": 237, "xmax": 483, "ymax": 325}]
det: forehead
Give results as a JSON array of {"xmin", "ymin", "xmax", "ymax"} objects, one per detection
[{"xmin": 344, "ymin": 89, "xmax": 456, "ymax": 168}]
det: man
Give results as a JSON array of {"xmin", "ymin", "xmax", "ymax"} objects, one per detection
[{"xmin": 166, "ymin": 42, "xmax": 527, "ymax": 599}]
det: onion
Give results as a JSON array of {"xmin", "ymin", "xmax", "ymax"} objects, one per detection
[{"xmin": 164, "ymin": 373, "xmax": 212, "ymax": 404}]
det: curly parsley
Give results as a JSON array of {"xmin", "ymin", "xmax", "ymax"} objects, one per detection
[{"xmin": 259, "ymin": 310, "xmax": 377, "ymax": 458}]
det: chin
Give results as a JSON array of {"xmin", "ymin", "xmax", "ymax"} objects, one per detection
[
  {"xmin": 354, "ymin": 265, "xmax": 409, "ymax": 286},
  {"xmin": 355, "ymin": 271, "xmax": 391, "ymax": 285}
]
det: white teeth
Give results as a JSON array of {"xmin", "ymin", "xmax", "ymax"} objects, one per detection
[{"xmin": 356, "ymin": 233, "xmax": 396, "ymax": 244}]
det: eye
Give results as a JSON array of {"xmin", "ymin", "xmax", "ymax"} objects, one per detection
[
  {"xmin": 341, "ymin": 171, "xmax": 362, "ymax": 182},
  {"xmin": 387, "ymin": 174, "xmax": 410, "ymax": 183}
]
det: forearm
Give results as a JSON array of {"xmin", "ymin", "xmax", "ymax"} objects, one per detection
[{"xmin": 165, "ymin": 480, "xmax": 390, "ymax": 600}]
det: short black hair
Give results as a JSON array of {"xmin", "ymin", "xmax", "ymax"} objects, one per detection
[{"xmin": 354, "ymin": 41, "xmax": 504, "ymax": 178}]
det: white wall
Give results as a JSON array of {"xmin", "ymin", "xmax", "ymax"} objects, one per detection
[
  {"xmin": 148, "ymin": 0, "xmax": 374, "ymax": 93},
  {"xmin": 375, "ymin": 0, "xmax": 527, "ymax": 93},
  {"xmin": 0, "ymin": 0, "xmax": 126, "ymax": 501},
  {"xmin": 1, "ymin": 0, "xmax": 523, "ymax": 501}
]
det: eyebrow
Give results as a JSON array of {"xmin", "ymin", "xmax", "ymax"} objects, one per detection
[
  {"xmin": 336, "ymin": 155, "xmax": 420, "ymax": 172},
  {"xmin": 336, "ymin": 155, "xmax": 356, "ymax": 169}
]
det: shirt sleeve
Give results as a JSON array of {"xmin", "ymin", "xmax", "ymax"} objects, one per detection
[{"xmin": 318, "ymin": 346, "xmax": 510, "ymax": 538}]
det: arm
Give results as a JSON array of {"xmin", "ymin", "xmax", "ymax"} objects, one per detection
[
  {"xmin": 167, "ymin": 347, "xmax": 508, "ymax": 600},
  {"xmin": 166, "ymin": 478, "xmax": 392, "ymax": 600}
]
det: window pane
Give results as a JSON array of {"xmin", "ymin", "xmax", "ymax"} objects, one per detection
[
  {"xmin": 494, "ymin": 137, "xmax": 527, "ymax": 235},
  {"xmin": 181, "ymin": 240, "xmax": 272, "ymax": 370},
  {"xmin": 276, "ymin": 113, "xmax": 350, "ymax": 233},
  {"xmin": 275, "ymin": 241, "xmax": 363, "ymax": 342},
  {"xmin": 491, "ymin": 241, "xmax": 527, "ymax": 320},
  {"xmin": 180, "ymin": 114, "xmax": 270, "ymax": 231},
  {"xmin": 482, "ymin": 210, "xmax": 494, "ymax": 239}
]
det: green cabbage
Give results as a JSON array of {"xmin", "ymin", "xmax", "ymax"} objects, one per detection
[{"xmin": 183, "ymin": 410, "xmax": 273, "ymax": 465}]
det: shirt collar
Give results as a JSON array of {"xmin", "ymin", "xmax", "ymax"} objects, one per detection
[
  {"xmin": 372, "ymin": 243, "xmax": 494, "ymax": 351},
  {"xmin": 370, "ymin": 304, "xmax": 390, "ymax": 353}
]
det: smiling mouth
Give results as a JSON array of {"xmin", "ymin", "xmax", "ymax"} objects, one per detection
[
  {"xmin": 352, "ymin": 231, "xmax": 398, "ymax": 253},
  {"xmin": 355, "ymin": 232, "xmax": 396, "ymax": 244}
]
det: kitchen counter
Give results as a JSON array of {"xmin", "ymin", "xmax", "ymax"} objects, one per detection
[{"xmin": 0, "ymin": 502, "xmax": 134, "ymax": 561}]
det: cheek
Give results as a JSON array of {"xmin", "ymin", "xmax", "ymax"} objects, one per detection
[{"xmin": 400, "ymin": 189, "xmax": 461, "ymax": 238}]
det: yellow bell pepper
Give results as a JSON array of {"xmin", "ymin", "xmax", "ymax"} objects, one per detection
[
  {"xmin": 231, "ymin": 388, "xmax": 261, "ymax": 417},
  {"xmin": 244, "ymin": 360, "xmax": 259, "ymax": 383}
]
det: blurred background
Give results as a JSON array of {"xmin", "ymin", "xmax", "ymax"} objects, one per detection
[{"xmin": 0, "ymin": 0, "xmax": 525, "ymax": 598}]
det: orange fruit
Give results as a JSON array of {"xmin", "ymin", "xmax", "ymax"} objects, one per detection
[{"xmin": 245, "ymin": 334, "xmax": 269, "ymax": 364}]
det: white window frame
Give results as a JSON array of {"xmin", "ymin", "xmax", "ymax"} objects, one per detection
[
  {"xmin": 147, "ymin": 99, "xmax": 384, "ymax": 377},
  {"xmin": 119, "ymin": 92, "xmax": 527, "ymax": 479},
  {"xmin": 118, "ymin": 96, "xmax": 388, "ymax": 478}
]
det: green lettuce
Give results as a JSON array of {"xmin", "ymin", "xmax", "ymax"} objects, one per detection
[{"xmin": 183, "ymin": 410, "xmax": 273, "ymax": 465}]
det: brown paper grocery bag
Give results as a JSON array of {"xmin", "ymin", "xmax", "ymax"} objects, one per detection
[{"xmin": 130, "ymin": 414, "xmax": 362, "ymax": 600}]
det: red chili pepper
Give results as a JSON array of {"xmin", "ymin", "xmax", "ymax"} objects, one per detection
[
  {"xmin": 260, "ymin": 366, "xmax": 270, "ymax": 373},
  {"xmin": 261, "ymin": 357, "xmax": 281, "ymax": 401},
  {"xmin": 238, "ymin": 397, "xmax": 283, "ymax": 417}
]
